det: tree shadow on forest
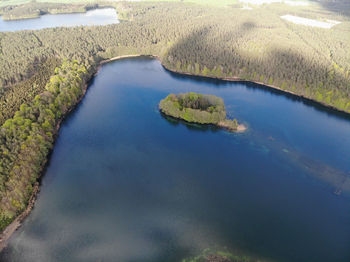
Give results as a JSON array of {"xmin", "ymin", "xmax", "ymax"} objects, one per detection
[
  {"xmin": 164, "ymin": 22, "xmax": 350, "ymax": 122},
  {"xmin": 163, "ymin": 21, "xmax": 350, "ymax": 197}
]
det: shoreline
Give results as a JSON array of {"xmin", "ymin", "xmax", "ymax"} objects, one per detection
[
  {"xmin": 160, "ymin": 109, "xmax": 248, "ymax": 133},
  {"xmin": 0, "ymin": 53, "xmax": 348, "ymax": 251},
  {"xmin": 218, "ymin": 121, "xmax": 247, "ymax": 133},
  {"xmin": 103, "ymin": 54, "xmax": 350, "ymax": 117},
  {"xmin": 0, "ymin": 5, "xmax": 110, "ymax": 21},
  {"xmin": 159, "ymin": 62, "xmax": 350, "ymax": 117},
  {"xmin": 0, "ymin": 81, "xmax": 90, "ymax": 252}
]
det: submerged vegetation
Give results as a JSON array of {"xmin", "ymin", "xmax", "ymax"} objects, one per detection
[
  {"xmin": 159, "ymin": 92, "xmax": 245, "ymax": 132},
  {"xmin": 0, "ymin": 60, "xmax": 91, "ymax": 230},
  {"xmin": 182, "ymin": 248, "xmax": 256, "ymax": 262}
]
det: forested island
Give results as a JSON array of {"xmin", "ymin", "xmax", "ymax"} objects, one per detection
[
  {"xmin": 0, "ymin": 0, "xmax": 349, "ymax": 243},
  {"xmin": 159, "ymin": 92, "xmax": 246, "ymax": 132},
  {"xmin": 0, "ymin": 1, "xmax": 349, "ymax": 127}
]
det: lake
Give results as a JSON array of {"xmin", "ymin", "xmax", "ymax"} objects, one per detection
[
  {"xmin": 1, "ymin": 57, "xmax": 349, "ymax": 262},
  {"xmin": 0, "ymin": 8, "xmax": 119, "ymax": 32}
]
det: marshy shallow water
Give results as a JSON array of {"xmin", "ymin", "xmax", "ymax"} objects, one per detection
[{"xmin": 1, "ymin": 57, "xmax": 350, "ymax": 262}]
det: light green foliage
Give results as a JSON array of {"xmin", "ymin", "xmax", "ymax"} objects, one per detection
[
  {"xmin": 0, "ymin": 60, "xmax": 90, "ymax": 231},
  {"xmin": 202, "ymin": 66, "xmax": 210, "ymax": 76},
  {"xmin": 219, "ymin": 118, "xmax": 239, "ymax": 130}
]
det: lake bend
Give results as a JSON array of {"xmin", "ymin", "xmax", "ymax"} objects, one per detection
[
  {"xmin": 0, "ymin": 8, "xmax": 119, "ymax": 32},
  {"xmin": 1, "ymin": 57, "xmax": 350, "ymax": 262}
]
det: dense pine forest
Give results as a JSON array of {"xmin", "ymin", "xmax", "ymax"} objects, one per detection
[{"xmin": 0, "ymin": 0, "xmax": 349, "ymax": 230}]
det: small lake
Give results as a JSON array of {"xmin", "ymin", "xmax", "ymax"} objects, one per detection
[
  {"xmin": 1, "ymin": 58, "xmax": 350, "ymax": 262},
  {"xmin": 0, "ymin": 8, "xmax": 119, "ymax": 32}
]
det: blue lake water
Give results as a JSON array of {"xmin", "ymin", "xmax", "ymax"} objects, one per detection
[
  {"xmin": 1, "ymin": 57, "xmax": 350, "ymax": 262},
  {"xmin": 0, "ymin": 8, "xmax": 119, "ymax": 32}
]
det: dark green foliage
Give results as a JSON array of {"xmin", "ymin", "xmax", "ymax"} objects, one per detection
[
  {"xmin": 177, "ymin": 92, "xmax": 224, "ymax": 112},
  {"xmin": 159, "ymin": 92, "xmax": 227, "ymax": 124},
  {"xmin": 0, "ymin": 60, "xmax": 90, "ymax": 231}
]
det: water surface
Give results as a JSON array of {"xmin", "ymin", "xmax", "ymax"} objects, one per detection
[
  {"xmin": 0, "ymin": 8, "xmax": 119, "ymax": 32},
  {"xmin": 1, "ymin": 58, "xmax": 350, "ymax": 262}
]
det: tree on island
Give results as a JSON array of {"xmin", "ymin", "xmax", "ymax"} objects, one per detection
[{"xmin": 159, "ymin": 92, "xmax": 246, "ymax": 132}]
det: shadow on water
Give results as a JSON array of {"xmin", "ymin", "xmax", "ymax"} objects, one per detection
[
  {"xmin": 164, "ymin": 67, "xmax": 350, "ymax": 122},
  {"xmin": 158, "ymin": 19, "xmax": 350, "ymax": 195},
  {"xmin": 160, "ymin": 111, "xmax": 221, "ymax": 133},
  {"xmin": 1, "ymin": 57, "xmax": 350, "ymax": 262},
  {"xmin": 163, "ymin": 21, "xmax": 350, "ymax": 123},
  {"xmin": 243, "ymin": 82, "xmax": 350, "ymax": 122}
]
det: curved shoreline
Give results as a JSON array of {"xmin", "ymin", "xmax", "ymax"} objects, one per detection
[
  {"xmin": 0, "ymin": 56, "xmax": 140, "ymax": 250},
  {"xmin": 0, "ymin": 53, "xmax": 348, "ymax": 252},
  {"xmin": 103, "ymin": 54, "xmax": 350, "ymax": 117},
  {"xmin": 159, "ymin": 61, "xmax": 350, "ymax": 117},
  {"xmin": 0, "ymin": 82, "xmax": 89, "ymax": 252},
  {"xmin": 0, "ymin": 6, "xmax": 114, "ymax": 21}
]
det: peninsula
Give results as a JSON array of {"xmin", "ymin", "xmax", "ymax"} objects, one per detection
[{"xmin": 159, "ymin": 92, "xmax": 246, "ymax": 132}]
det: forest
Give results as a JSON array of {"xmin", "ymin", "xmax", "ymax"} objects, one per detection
[
  {"xmin": 0, "ymin": 60, "xmax": 92, "ymax": 230},
  {"xmin": 0, "ymin": 1, "xmax": 349, "ymax": 119},
  {"xmin": 0, "ymin": 0, "xmax": 349, "ymax": 229}
]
